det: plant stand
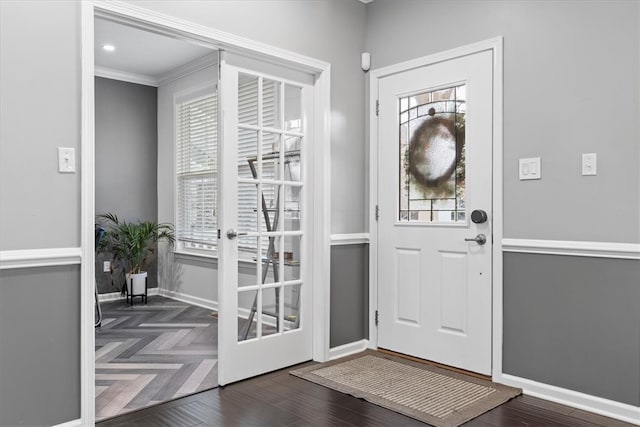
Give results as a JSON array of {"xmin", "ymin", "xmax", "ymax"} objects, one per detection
[{"xmin": 127, "ymin": 275, "xmax": 148, "ymax": 306}]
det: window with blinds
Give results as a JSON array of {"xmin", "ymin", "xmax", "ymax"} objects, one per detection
[{"xmin": 176, "ymin": 92, "xmax": 217, "ymax": 250}]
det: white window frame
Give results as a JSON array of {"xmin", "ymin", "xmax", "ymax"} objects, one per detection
[{"xmin": 174, "ymin": 83, "xmax": 218, "ymax": 256}]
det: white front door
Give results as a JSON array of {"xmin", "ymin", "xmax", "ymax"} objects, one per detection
[
  {"xmin": 377, "ymin": 50, "xmax": 494, "ymax": 375},
  {"xmin": 218, "ymin": 52, "xmax": 314, "ymax": 385}
]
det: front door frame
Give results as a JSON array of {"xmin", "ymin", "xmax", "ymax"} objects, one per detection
[
  {"xmin": 367, "ymin": 37, "xmax": 504, "ymax": 381},
  {"xmin": 81, "ymin": 1, "xmax": 332, "ymax": 425}
]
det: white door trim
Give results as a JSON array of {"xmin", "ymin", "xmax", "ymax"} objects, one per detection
[
  {"xmin": 81, "ymin": 1, "xmax": 331, "ymax": 425},
  {"xmin": 368, "ymin": 37, "xmax": 504, "ymax": 380}
]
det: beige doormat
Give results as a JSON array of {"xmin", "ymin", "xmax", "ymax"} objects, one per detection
[{"xmin": 290, "ymin": 350, "xmax": 521, "ymax": 427}]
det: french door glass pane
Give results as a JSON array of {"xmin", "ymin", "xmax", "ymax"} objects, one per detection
[
  {"xmin": 238, "ymin": 182, "xmax": 258, "ymax": 233},
  {"xmin": 238, "ymin": 74, "xmax": 258, "ymax": 126},
  {"xmin": 262, "ymin": 79, "xmax": 281, "ymax": 129},
  {"xmin": 284, "ymin": 85, "xmax": 302, "ymax": 132},
  {"xmin": 283, "ymin": 284, "xmax": 301, "ymax": 331},
  {"xmin": 238, "ymin": 129, "xmax": 258, "ymax": 180},
  {"xmin": 238, "ymin": 289, "xmax": 259, "ymax": 341},
  {"xmin": 261, "ymin": 287, "xmax": 281, "ymax": 337}
]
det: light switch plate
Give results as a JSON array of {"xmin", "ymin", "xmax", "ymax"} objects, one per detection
[
  {"xmin": 58, "ymin": 147, "xmax": 76, "ymax": 173},
  {"xmin": 582, "ymin": 153, "xmax": 597, "ymax": 176},
  {"xmin": 519, "ymin": 157, "xmax": 541, "ymax": 180}
]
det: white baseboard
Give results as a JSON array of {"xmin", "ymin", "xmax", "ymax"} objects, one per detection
[
  {"xmin": 329, "ymin": 339, "xmax": 369, "ymax": 360},
  {"xmin": 498, "ymin": 373, "xmax": 640, "ymax": 425},
  {"xmin": 51, "ymin": 418, "xmax": 82, "ymax": 427},
  {"xmin": 157, "ymin": 288, "xmax": 218, "ymax": 311},
  {"xmin": 98, "ymin": 288, "xmax": 159, "ymax": 303}
]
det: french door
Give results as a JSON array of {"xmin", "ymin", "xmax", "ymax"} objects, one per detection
[{"xmin": 217, "ymin": 52, "xmax": 314, "ymax": 385}]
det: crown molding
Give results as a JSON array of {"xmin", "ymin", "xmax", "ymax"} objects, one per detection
[
  {"xmin": 94, "ymin": 66, "xmax": 158, "ymax": 86},
  {"xmin": 157, "ymin": 52, "xmax": 218, "ymax": 86}
]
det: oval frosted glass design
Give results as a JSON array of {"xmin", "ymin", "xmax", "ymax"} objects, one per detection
[{"xmin": 399, "ymin": 84, "xmax": 466, "ymax": 223}]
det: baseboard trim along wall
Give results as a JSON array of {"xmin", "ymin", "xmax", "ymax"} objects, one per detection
[
  {"xmin": 0, "ymin": 247, "xmax": 83, "ymax": 270},
  {"xmin": 329, "ymin": 339, "xmax": 369, "ymax": 360},
  {"xmin": 330, "ymin": 233, "xmax": 369, "ymax": 246},
  {"xmin": 157, "ymin": 289, "xmax": 218, "ymax": 311},
  {"xmin": 498, "ymin": 374, "xmax": 640, "ymax": 425},
  {"xmin": 502, "ymin": 238, "xmax": 640, "ymax": 260},
  {"xmin": 98, "ymin": 288, "xmax": 160, "ymax": 303},
  {"xmin": 50, "ymin": 418, "xmax": 82, "ymax": 427}
]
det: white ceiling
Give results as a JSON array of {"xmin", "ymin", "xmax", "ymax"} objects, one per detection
[{"xmin": 95, "ymin": 18, "xmax": 215, "ymax": 80}]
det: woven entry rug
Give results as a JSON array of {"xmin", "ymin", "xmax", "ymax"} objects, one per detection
[{"xmin": 290, "ymin": 351, "xmax": 521, "ymax": 427}]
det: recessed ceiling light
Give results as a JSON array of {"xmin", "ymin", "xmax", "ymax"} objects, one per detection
[{"xmin": 102, "ymin": 44, "xmax": 115, "ymax": 52}]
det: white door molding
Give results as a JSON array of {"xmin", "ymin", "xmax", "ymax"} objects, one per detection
[
  {"xmin": 502, "ymin": 238, "xmax": 640, "ymax": 259},
  {"xmin": 367, "ymin": 37, "xmax": 504, "ymax": 379},
  {"xmin": 82, "ymin": 1, "xmax": 331, "ymax": 425}
]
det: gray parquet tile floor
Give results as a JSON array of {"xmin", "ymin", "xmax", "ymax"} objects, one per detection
[{"xmin": 95, "ymin": 296, "xmax": 218, "ymax": 421}]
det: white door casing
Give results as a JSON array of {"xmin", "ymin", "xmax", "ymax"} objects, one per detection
[
  {"xmin": 82, "ymin": 3, "xmax": 332, "ymax": 424},
  {"xmin": 218, "ymin": 51, "xmax": 315, "ymax": 385},
  {"xmin": 376, "ymin": 49, "xmax": 495, "ymax": 376}
]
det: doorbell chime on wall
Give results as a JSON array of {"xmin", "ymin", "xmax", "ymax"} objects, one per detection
[{"xmin": 361, "ymin": 52, "xmax": 371, "ymax": 72}]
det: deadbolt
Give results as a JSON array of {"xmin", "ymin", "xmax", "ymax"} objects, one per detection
[{"xmin": 471, "ymin": 209, "xmax": 488, "ymax": 224}]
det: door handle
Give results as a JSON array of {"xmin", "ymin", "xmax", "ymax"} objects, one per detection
[
  {"xmin": 226, "ymin": 229, "xmax": 248, "ymax": 239},
  {"xmin": 464, "ymin": 234, "xmax": 487, "ymax": 245}
]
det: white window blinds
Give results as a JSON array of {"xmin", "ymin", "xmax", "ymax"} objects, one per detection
[{"xmin": 176, "ymin": 93, "xmax": 217, "ymax": 248}]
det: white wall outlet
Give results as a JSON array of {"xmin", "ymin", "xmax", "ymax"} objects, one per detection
[
  {"xmin": 103, "ymin": 261, "xmax": 111, "ymax": 272},
  {"xmin": 57, "ymin": 147, "xmax": 76, "ymax": 173},
  {"xmin": 582, "ymin": 153, "xmax": 597, "ymax": 176},
  {"xmin": 519, "ymin": 157, "xmax": 541, "ymax": 180}
]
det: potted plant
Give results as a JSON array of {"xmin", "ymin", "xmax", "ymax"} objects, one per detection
[{"xmin": 97, "ymin": 213, "xmax": 175, "ymax": 301}]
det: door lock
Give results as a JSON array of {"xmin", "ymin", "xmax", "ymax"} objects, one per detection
[
  {"xmin": 464, "ymin": 234, "xmax": 487, "ymax": 245},
  {"xmin": 471, "ymin": 209, "xmax": 488, "ymax": 224}
]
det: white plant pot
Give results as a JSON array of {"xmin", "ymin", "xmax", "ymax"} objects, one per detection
[{"xmin": 126, "ymin": 272, "xmax": 147, "ymax": 296}]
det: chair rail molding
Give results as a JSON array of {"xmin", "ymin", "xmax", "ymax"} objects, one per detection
[
  {"xmin": 502, "ymin": 238, "xmax": 640, "ymax": 260},
  {"xmin": 330, "ymin": 233, "xmax": 370, "ymax": 245},
  {"xmin": 0, "ymin": 247, "xmax": 83, "ymax": 270}
]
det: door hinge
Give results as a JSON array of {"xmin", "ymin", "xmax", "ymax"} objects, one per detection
[
  {"xmin": 375, "ymin": 310, "xmax": 379, "ymax": 326},
  {"xmin": 375, "ymin": 205, "xmax": 379, "ymax": 221},
  {"xmin": 217, "ymin": 229, "xmax": 221, "ymax": 239},
  {"xmin": 376, "ymin": 100, "xmax": 379, "ymax": 116}
]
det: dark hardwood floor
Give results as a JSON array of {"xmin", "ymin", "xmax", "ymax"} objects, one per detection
[{"xmin": 97, "ymin": 360, "xmax": 633, "ymax": 427}]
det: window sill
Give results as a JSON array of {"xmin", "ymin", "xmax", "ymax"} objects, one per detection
[{"xmin": 174, "ymin": 250, "xmax": 218, "ymax": 265}]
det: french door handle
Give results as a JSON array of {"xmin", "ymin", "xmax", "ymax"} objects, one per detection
[
  {"xmin": 464, "ymin": 234, "xmax": 487, "ymax": 245},
  {"xmin": 226, "ymin": 229, "xmax": 248, "ymax": 239}
]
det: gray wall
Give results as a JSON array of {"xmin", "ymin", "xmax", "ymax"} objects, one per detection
[
  {"xmin": 0, "ymin": 1, "xmax": 83, "ymax": 426},
  {"xmin": 95, "ymin": 77, "xmax": 157, "ymax": 225},
  {"xmin": 0, "ymin": 266, "xmax": 81, "ymax": 426},
  {"xmin": 365, "ymin": 0, "xmax": 640, "ymax": 406},
  {"xmin": 504, "ymin": 253, "xmax": 640, "ymax": 406},
  {"xmin": 330, "ymin": 244, "xmax": 369, "ymax": 348},
  {"xmin": 366, "ymin": 0, "xmax": 639, "ymax": 243},
  {"xmin": 0, "ymin": 0, "xmax": 81, "ymax": 250},
  {"xmin": 95, "ymin": 77, "xmax": 159, "ymax": 293}
]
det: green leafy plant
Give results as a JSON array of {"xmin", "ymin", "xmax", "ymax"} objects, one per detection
[{"xmin": 97, "ymin": 212, "xmax": 175, "ymax": 277}]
